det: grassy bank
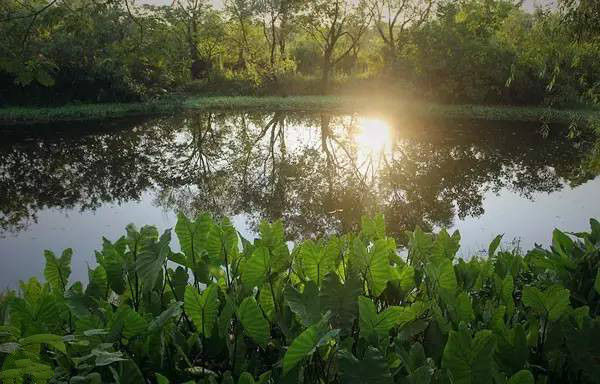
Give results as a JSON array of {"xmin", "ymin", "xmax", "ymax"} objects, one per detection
[{"xmin": 1, "ymin": 95, "xmax": 599, "ymax": 125}]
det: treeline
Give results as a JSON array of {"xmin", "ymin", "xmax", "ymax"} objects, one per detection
[{"xmin": 1, "ymin": 0, "xmax": 599, "ymax": 107}]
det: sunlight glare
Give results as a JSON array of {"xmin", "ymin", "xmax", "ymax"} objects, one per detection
[{"xmin": 355, "ymin": 117, "xmax": 392, "ymax": 153}]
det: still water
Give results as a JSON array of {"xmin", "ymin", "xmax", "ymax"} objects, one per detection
[{"xmin": 1, "ymin": 111, "xmax": 599, "ymax": 287}]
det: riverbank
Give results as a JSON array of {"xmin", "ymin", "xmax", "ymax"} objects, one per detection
[{"xmin": 1, "ymin": 96, "xmax": 599, "ymax": 125}]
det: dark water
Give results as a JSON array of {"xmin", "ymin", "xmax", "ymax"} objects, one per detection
[{"xmin": 1, "ymin": 111, "xmax": 599, "ymax": 287}]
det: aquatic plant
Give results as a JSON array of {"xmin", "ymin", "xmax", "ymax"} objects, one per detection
[{"xmin": 1, "ymin": 214, "xmax": 599, "ymax": 383}]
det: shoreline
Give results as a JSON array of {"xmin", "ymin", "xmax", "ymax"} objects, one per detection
[{"xmin": 1, "ymin": 95, "xmax": 599, "ymax": 125}]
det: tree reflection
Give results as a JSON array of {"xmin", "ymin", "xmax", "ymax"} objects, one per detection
[{"xmin": 0, "ymin": 112, "xmax": 598, "ymax": 242}]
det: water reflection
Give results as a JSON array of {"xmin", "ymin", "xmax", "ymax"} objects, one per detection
[{"xmin": 1, "ymin": 112, "xmax": 599, "ymax": 245}]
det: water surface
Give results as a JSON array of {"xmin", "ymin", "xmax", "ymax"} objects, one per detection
[{"xmin": 1, "ymin": 111, "xmax": 599, "ymax": 287}]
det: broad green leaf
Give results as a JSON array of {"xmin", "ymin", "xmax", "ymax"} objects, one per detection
[
  {"xmin": 442, "ymin": 329, "xmax": 495, "ymax": 384},
  {"xmin": 259, "ymin": 285, "xmax": 275, "ymax": 320},
  {"xmin": 44, "ymin": 249, "xmax": 72, "ymax": 292},
  {"xmin": 111, "ymin": 306, "xmax": 147, "ymax": 339},
  {"xmin": 174, "ymin": 212, "xmax": 212, "ymax": 266},
  {"xmin": 432, "ymin": 229, "xmax": 460, "ymax": 261},
  {"xmin": 184, "ymin": 284, "xmax": 219, "ymax": 337},
  {"xmin": 339, "ymin": 346, "xmax": 393, "ymax": 384},
  {"xmin": 242, "ymin": 246, "xmax": 270, "ymax": 288},
  {"xmin": 100, "ymin": 238, "xmax": 127, "ymax": 295},
  {"xmin": 155, "ymin": 373, "xmax": 170, "ymax": 384},
  {"xmin": 86, "ymin": 265, "xmax": 108, "ymax": 299},
  {"xmin": 501, "ymin": 275, "xmax": 514, "ymax": 315},
  {"xmin": 149, "ymin": 302, "xmax": 183, "ymax": 332},
  {"xmin": 426, "ymin": 258, "xmax": 457, "ymax": 293},
  {"xmin": 320, "ymin": 272, "xmax": 361, "ymax": 329},
  {"xmin": 361, "ymin": 214, "xmax": 386, "ymax": 241},
  {"xmin": 367, "ymin": 239, "xmax": 392, "ymax": 296},
  {"xmin": 238, "ymin": 296, "xmax": 270, "ymax": 348},
  {"xmin": 300, "ymin": 240, "xmax": 335, "ymax": 287},
  {"xmin": 507, "ymin": 370, "xmax": 534, "ymax": 384},
  {"xmin": 488, "ymin": 235, "xmax": 503, "ymax": 257},
  {"xmin": 358, "ymin": 296, "xmax": 405, "ymax": 341},
  {"xmin": 282, "ymin": 315, "xmax": 331, "ymax": 374},
  {"xmin": 522, "ymin": 285, "xmax": 570, "ymax": 321},
  {"xmin": 93, "ymin": 349, "xmax": 127, "ymax": 366},
  {"xmin": 20, "ymin": 333, "xmax": 66, "ymax": 354},
  {"xmin": 284, "ymin": 281, "xmax": 321, "ymax": 327},
  {"xmin": 136, "ymin": 229, "xmax": 172, "ymax": 292}
]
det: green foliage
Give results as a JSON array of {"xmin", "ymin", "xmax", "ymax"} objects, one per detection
[{"xmin": 1, "ymin": 213, "xmax": 600, "ymax": 383}]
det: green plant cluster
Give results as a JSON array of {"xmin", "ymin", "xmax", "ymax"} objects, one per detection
[{"xmin": 1, "ymin": 214, "xmax": 600, "ymax": 384}]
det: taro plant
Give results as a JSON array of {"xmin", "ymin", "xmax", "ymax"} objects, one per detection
[{"xmin": 1, "ymin": 214, "xmax": 599, "ymax": 384}]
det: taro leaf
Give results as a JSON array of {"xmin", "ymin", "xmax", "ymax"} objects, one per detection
[
  {"xmin": 358, "ymin": 296, "xmax": 408, "ymax": 341},
  {"xmin": 93, "ymin": 349, "xmax": 127, "ymax": 366},
  {"xmin": 500, "ymin": 275, "xmax": 514, "ymax": 316},
  {"xmin": 282, "ymin": 314, "xmax": 333, "ymax": 374},
  {"xmin": 155, "ymin": 373, "xmax": 170, "ymax": 384},
  {"xmin": 238, "ymin": 296, "xmax": 270, "ymax": 348},
  {"xmin": 111, "ymin": 306, "xmax": 148, "ymax": 339},
  {"xmin": 206, "ymin": 217, "xmax": 238, "ymax": 265},
  {"xmin": 495, "ymin": 325, "xmax": 528, "ymax": 376},
  {"xmin": 184, "ymin": 284, "xmax": 219, "ymax": 337},
  {"xmin": 149, "ymin": 302, "xmax": 183, "ymax": 332},
  {"xmin": 442, "ymin": 329, "xmax": 495, "ymax": 384},
  {"xmin": 44, "ymin": 248, "xmax": 72, "ymax": 292},
  {"xmin": 175, "ymin": 212, "xmax": 212, "ymax": 267},
  {"xmin": 507, "ymin": 370, "xmax": 534, "ymax": 384},
  {"xmin": 522, "ymin": 285, "xmax": 570, "ymax": 321},
  {"xmin": 101, "ymin": 238, "xmax": 127, "ymax": 295},
  {"xmin": 361, "ymin": 214, "xmax": 386, "ymax": 241},
  {"xmin": 426, "ymin": 258, "xmax": 457, "ymax": 293},
  {"xmin": 284, "ymin": 281, "xmax": 321, "ymax": 327},
  {"xmin": 136, "ymin": 229, "xmax": 172, "ymax": 292},
  {"xmin": 300, "ymin": 240, "xmax": 336, "ymax": 287},
  {"xmin": 20, "ymin": 333, "xmax": 66, "ymax": 353},
  {"xmin": 242, "ymin": 246, "xmax": 270, "ymax": 288},
  {"xmin": 320, "ymin": 272, "xmax": 361, "ymax": 330},
  {"xmin": 488, "ymin": 235, "xmax": 503, "ymax": 257},
  {"xmin": 70, "ymin": 372, "xmax": 102, "ymax": 384},
  {"xmin": 111, "ymin": 360, "xmax": 145, "ymax": 384},
  {"xmin": 259, "ymin": 286, "xmax": 275, "ymax": 320},
  {"xmin": 339, "ymin": 346, "xmax": 393, "ymax": 384},
  {"xmin": 367, "ymin": 239, "xmax": 393, "ymax": 296},
  {"xmin": 170, "ymin": 266, "xmax": 189, "ymax": 301},
  {"xmin": 85, "ymin": 265, "xmax": 108, "ymax": 299},
  {"xmin": 432, "ymin": 229, "xmax": 460, "ymax": 261}
]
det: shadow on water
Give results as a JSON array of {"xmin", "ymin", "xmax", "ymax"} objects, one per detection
[{"xmin": 1, "ymin": 111, "xmax": 598, "ymax": 243}]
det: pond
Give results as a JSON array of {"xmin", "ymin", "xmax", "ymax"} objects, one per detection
[{"xmin": 1, "ymin": 111, "xmax": 599, "ymax": 287}]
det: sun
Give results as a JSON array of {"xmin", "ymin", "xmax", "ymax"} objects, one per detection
[{"xmin": 355, "ymin": 117, "xmax": 392, "ymax": 153}]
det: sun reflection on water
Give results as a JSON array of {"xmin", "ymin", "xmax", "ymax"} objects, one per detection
[{"xmin": 355, "ymin": 117, "xmax": 392, "ymax": 153}]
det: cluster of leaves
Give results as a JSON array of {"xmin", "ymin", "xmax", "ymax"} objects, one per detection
[{"xmin": 1, "ymin": 213, "xmax": 599, "ymax": 383}]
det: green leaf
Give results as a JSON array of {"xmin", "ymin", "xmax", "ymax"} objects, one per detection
[
  {"xmin": 175, "ymin": 212, "xmax": 212, "ymax": 266},
  {"xmin": 507, "ymin": 370, "xmax": 534, "ymax": 384},
  {"xmin": 93, "ymin": 349, "xmax": 127, "ymax": 366},
  {"xmin": 426, "ymin": 258, "xmax": 457, "ymax": 293},
  {"xmin": 149, "ymin": 302, "xmax": 183, "ymax": 332},
  {"xmin": 111, "ymin": 306, "xmax": 148, "ymax": 339},
  {"xmin": 432, "ymin": 229, "xmax": 460, "ymax": 261},
  {"xmin": 44, "ymin": 249, "xmax": 72, "ymax": 292},
  {"xmin": 488, "ymin": 235, "xmax": 503, "ymax": 257},
  {"xmin": 367, "ymin": 239, "xmax": 392, "ymax": 296},
  {"xmin": 320, "ymin": 272, "xmax": 361, "ymax": 329},
  {"xmin": 100, "ymin": 238, "xmax": 127, "ymax": 295},
  {"xmin": 300, "ymin": 240, "xmax": 336, "ymax": 287},
  {"xmin": 259, "ymin": 286, "xmax": 275, "ymax": 320},
  {"xmin": 242, "ymin": 246, "xmax": 270, "ymax": 288},
  {"xmin": 86, "ymin": 265, "xmax": 108, "ymax": 299},
  {"xmin": 522, "ymin": 285, "xmax": 570, "ymax": 321},
  {"xmin": 155, "ymin": 373, "xmax": 170, "ymax": 384},
  {"xmin": 136, "ymin": 229, "xmax": 172, "ymax": 292},
  {"xmin": 358, "ymin": 296, "xmax": 405, "ymax": 341},
  {"xmin": 285, "ymin": 281, "xmax": 321, "ymax": 327},
  {"xmin": 339, "ymin": 347, "xmax": 393, "ymax": 384},
  {"xmin": 282, "ymin": 315, "xmax": 331, "ymax": 374},
  {"xmin": 20, "ymin": 333, "xmax": 66, "ymax": 354},
  {"xmin": 238, "ymin": 296, "xmax": 270, "ymax": 348},
  {"xmin": 184, "ymin": 284, "xmax": 219, "ymax": 337},
  {"xmin": 442, "ymin": 329, "xmax": 495, "ymax": 384}
]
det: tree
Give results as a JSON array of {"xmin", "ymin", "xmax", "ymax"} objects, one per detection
[
  {"xmin": 300, "ymin": 0, "xmax": 372, "ymax": 93},
  {"xmin": 369, "ymin": 0, "xmax": 435, "ymax": 67}
]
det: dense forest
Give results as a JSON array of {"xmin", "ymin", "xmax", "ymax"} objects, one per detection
[{"xmin": 1, "ymin": 0, "xmax": 599, "ymax": 107}]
